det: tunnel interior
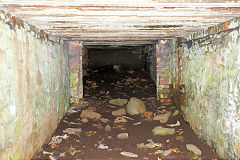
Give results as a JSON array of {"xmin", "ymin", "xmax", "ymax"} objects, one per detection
[
  {"xmin": 83, "ymin": 45, "xmax": 157, "ymax": 100},
  {"xmin": 0, "ymin": 1, "xmax": 240, "ymax": 160}
]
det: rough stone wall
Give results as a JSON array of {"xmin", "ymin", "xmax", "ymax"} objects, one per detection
[
  {"xmin": 171, "ymin": 17, "xmax": 240, "ymax": 159},
  {"xmin": 0, "ymin": 11, "xmax": 70, "ymax": 159}
]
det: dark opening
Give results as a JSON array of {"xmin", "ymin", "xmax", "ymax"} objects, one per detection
[{"xmin": 83, "ymin": 45, "xmax": 157, "ymax": 100}]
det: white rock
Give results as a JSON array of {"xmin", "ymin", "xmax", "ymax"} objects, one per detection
[
  {"xmin": 117, "ymin": 133, "xmax": 128, "ymax": 139},
  {"xmin": 186, "ymin": 144, "xmax": 202, "ymax": 155},
  {"xmin": 120, "ymin": 151, "xmax": 138, "ymax": 158},
  {"xmin": 80, "ymin": 110, "xmax": 102, "ymax": 119},
  {"xmin": 153, "ymin": 111, "xmax": 171, "ymax": 123},
  {"xmin": 98, "ymin": 143, "xmax": 109, "ymax": 149},
  {"xmin": 63, "ymin": 128, "xmax": 82, "ymax": 134},
  {"xmin": 112, "ymin": 108, "xmax": 126, "ymax": 116}
]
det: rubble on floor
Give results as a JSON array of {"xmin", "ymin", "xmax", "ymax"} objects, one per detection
[{"xmin": 33, "ymin": 67, "xmax": 219, "ymax": 160}]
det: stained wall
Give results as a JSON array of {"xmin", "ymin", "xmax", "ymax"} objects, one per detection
[
  {"xmin": 0, "ymin": 11, "xmax": 70, "ymax": 159},
  {"xmin": 171, "ymin": 16, "xmax": 240, "ymax": 159}
]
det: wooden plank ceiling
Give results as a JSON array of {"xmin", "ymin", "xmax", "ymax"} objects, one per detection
[{"xmin": 0, "ymin": 0, "xmax": 240, "ymax": 46}]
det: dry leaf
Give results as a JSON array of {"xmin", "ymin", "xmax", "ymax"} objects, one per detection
[
  {"xmin": 169, "ymin": 148, "xmax": 180, "ymax": 153},
  {"xmin": 43, "ymin": 151, "xmax": 54, "ymax": 155},
  {"xmin": 122, "ymin": 116, "xmax": 134, "ymax": 120},
  {"xmin": 144, "ymin": 112, "xmax": 153, "ymax": 118},
  {"xmin": 85, "ymin": 131, "xmax": 96, "ymax": 136},
  {"xmin": 49, "ymin": 155, "xmax": 57, "ymax": 160},
  {"xmin": 99, "ymin": 90, "xmax": 105, "ymax": 94},
  {"xmin": 133, "ymin": 122, "xmax": 142, "ymax": 125}
]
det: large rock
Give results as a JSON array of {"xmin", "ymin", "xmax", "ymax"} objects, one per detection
[
  {"xmin": 153, "ymin": 111, "xmax": 171, "ymax": 123},
  {"xmin": 109, "ymin": 99, "xmax": 128, "ymax": 106},
  {"xmin": 152, "ymin": 126, "xmax": 175, "ymax": 136},
  {"xmin": 186, "ymin": 144, "xmax": 201, "ymax": 155},
  {"xmin": 126, "ymin": 98, "xmax": 146, "ymax": 115},
  {"xmin": 112, "ymin": 108, "xmax": 126, "ymax": 116},
  {"xmin": 80, "ymin": 110, "xmax": 102, "ymax": 119}
]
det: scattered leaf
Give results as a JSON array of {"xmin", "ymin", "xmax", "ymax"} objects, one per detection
[
  {"xmin": 133, "ymin": 122, "xmax": 142, "ymax": 125},
  {"xmin": 176, "ymin": 136, "xmax": 184, "ymax": 141},
  {"xmin": 169, "ymin": 148, "xmax": 180, "ymax": 153},
  {"xmin": 49, "ymin": 155, "xmax": 57, "ymax": 160},
  {"xmin": 100, "ymin": 118, "xmax": 110, "ymax": 123},
  {"xmin": 144, "ymin": 112, "xmax": 153, "ymax": 118},
  {"xmin": 99, "ymin": 90, "xmax": 105, "ymax": 94},
  {"xmin": 70, "ymin": 122, "xmax": 82, "ymax": 125},
  {"xmin": 85, "ymin": 131, "xmax": 96, "ymax": 136},
  {"xmin": 42, "ymin": 151, "xmax": 54, "ymax": 155},
  {"xmin": 122, "ymin": 116, "xmax": 134, "ymax": 121},
  {"xmin": 59, "ymin": 152, "xmax": 66, "ymax": 157},
  {"xmin": 114, "ymin": 117, "xmax": 128, "ymax": 123},
  {"xmin": 98, "ymin": 143, "xmax": 109, "ymax": 149}
]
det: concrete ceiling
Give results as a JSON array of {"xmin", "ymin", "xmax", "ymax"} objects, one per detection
[{"xmin": 0, "ymin": 0, "xmax": 240, "ymax": 46}]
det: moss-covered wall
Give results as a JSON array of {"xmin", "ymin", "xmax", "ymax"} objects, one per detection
[
  {"xmin": 171, "ymin": 16, "xmax": 240, "ymax": 159},
  {"xmin": 0, "ymin": 10, "xmax": 70, "ymax": 159}
]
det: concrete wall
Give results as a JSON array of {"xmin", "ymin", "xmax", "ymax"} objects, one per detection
[
  {"xmin": 0, "ymin": 10, "xmax": 70, "ymax": 159},
  {"xmin": 171, "ymin": 17, "xmax": 240, "ymax": 159},
  {"xmin": 142, "ymin": 44, "xmax": 156, "ymax": 82},
  {"xmin": 88, "ymin": 48, "xmax": 143, "ymax": 69}
]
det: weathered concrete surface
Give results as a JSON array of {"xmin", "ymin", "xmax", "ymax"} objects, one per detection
[
  {"xmin": 88, "ymin": 48, "xmax": 143, "ymax": 69},
  {"xmin": 171, "ymin": 16, "xmax": 240, "ymax": 159},
  {"xmin": 0, "ymin": 10, "xmax": 70, "ymax": 159}
]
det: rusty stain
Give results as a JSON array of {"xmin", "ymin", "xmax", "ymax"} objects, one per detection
[{"xmin": 222, "ymin": 21, "xmax": 229, "ymax": 31}]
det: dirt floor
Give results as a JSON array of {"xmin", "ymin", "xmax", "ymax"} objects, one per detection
[{"xmin": 33, "ymin": 66, "xmax": 220, "ymax": 160}]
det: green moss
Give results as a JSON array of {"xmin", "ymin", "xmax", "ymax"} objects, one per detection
[
  {"xmin": 172, "ymin": 110, "xmax": 179, "ymax": 116},
  {"xmin": 109, "ymin": 99, "xmax": 128, "ymax": 106},
  {"xmin": 14, "ymin": 120, "xmax": 21, "ymax": 137},
  {"xmin": 163, "ymin": 70, "xmax": 170, "ymax": 76},
  {"xmin": 4, "ymin": 150, "xmax": 10, "ymax": 160},
  {"xmin": 152, "ymin": 127, "xmax": 175, "ymax": 136},
  {"xmin": 169, "ymin": 106, "xmax": 176, "ymax": 110},
  {"xmin": 176, "ymin": 136, "xmax": 184, "ymax": 141},
  {"xmin": 161, "ymin": 93, "xmax": 171, "ymax": 98},
  {"xmin": 12, "ymin": 150, "xmax": 21, "ymax": 160}
]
